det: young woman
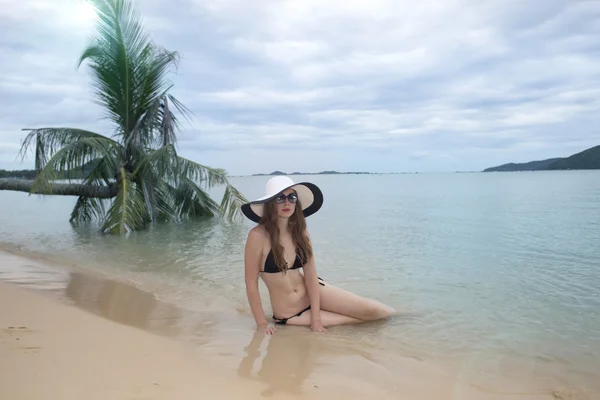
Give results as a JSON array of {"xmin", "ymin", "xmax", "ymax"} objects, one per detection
[{"xmin": 242, "ymin": 176, "xmax": 395, "ymax": 335}]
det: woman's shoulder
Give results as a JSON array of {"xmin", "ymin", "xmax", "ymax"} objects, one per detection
[{"xmin": 247, "ymin": 225, "xmax": 268, "ymax": 243}]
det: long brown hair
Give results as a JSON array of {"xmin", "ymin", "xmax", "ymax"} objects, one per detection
[{"xmin": 260, "ymin": 196, "xmax": 313, "ymax": 272}]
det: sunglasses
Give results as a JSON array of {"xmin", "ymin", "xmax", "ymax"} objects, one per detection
[{"xmin": 275, "ymin": 193, "xmax": 298, "ymax": 204}]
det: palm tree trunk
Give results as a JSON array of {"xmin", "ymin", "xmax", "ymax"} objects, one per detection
[{"xmin": 0, "ymin": 178, "xmax": 118, "ymax": 198}]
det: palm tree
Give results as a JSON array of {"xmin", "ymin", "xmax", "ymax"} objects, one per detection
[{"xmin": 0, "ymin": 0, "xmax": 247, "ymax": 235}]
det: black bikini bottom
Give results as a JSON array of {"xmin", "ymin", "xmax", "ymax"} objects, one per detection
[{"xmin": 272, "ymin": 277, "xmax": 325, "ymax": 325}]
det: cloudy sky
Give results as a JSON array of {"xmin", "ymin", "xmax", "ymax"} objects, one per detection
[{"xmin": 1, "ymin": 0, "xmax": 599, "ymax": 175}]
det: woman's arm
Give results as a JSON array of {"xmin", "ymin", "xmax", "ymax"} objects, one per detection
[
  {"xmin": 302, "ymin": 231, "xmax": 326, "ymax": 333},
  {"xmin": 244, "ymin": 229, "xmax": 275, "ymax": 334}
]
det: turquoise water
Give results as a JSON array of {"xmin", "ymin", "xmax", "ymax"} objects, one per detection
[{"xmin": 1, "ymin": 171, "xmax": 599, "ymax": 397}]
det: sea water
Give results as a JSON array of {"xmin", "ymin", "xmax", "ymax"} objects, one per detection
[{"xmin": 1, "ymin": 171, "xmax": 599, "ymax": 398}]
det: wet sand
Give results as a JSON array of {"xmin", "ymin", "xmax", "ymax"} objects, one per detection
[
  {"xmin": 0, "ymin": 249, "xmax": 562, "ymax": 399},
  {"xmin": 1, "ymin": 280, "xmax": 260, "ymax": 399}
]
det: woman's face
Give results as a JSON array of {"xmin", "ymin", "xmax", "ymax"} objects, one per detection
[{"xmin": 274, "ymin": 188, "xmax": 298, "ymax": 218}]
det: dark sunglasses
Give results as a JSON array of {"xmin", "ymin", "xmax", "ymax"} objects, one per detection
[{"xmin": 275, "ymin": 193, "xmax": 298, "ymax": 204}]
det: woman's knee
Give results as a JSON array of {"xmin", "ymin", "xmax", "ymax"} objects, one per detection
[{"xmin": 363, "ymin": 301, "xmax": 395, "ymax": 321}]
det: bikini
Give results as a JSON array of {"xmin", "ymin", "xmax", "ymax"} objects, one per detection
[{"xmin": 261, "ymin": 248, "xmax": 325, "ymax": 325}]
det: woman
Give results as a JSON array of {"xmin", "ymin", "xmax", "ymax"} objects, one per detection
[{"xmin": 242, "ymin": 176, "xmax": 395, "ymax": 335}]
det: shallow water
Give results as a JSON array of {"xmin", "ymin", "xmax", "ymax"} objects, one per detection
[{"xmin": 1, "ymin": 171, "xmax": 599, "ymax": 398}]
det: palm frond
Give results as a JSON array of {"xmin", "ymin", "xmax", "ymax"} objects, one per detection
[
  {"xmin": 130, "ymin": 144, "xmax": 174, "ymax": 223},
  {"xmin": 80, "ymin": 0, "xmax": 186, "ymax": 152},
  {"xmin": 132, "ymin": 143, "xmax": 177, "ymax": 179},
  {"xmin": 83, "ymin": 156, "xmax": 119, "ymax": 185},
  {"xmin": 141, "ymin": 174, "xmax": 158, "ymax": 222},
  {"xmin": 167, "ymin": 94, "xmax": 193, "ymax": 124},
  {"xmin": 137, "ymin": 167, "xmax": 180, "ymax": 224},
  {"xmin": 70, "ymin": 195, "xmax": 107, "ymax": 223},
  {"xmin": 30, "ymin": 136, "xmax": 122, "ymax": 194},
  {"xmin": 79, "ymin": 0, "xmax": 152, "ymax": 135},
  {"xmin": 172, "ymin": 178, "xmax": 220, "ymax": 219},
  {"xmin": 156, "ymin": 93, "xmax": 193, "ymax": 148},
  {"xmin": 18, "ymin": 128, "xmax": 115, "ymax": 171},
  {"xmin": 171, "ymin": 155, "xmax": 247, "ymax": 221},
  {"xmin": 219, "ymin": 183, "xmax": 248, "ymax": 222},
  {"xmin": 148, "ymin": 180, "xmax": 179, "ymax": 222},
  {"xmin": 101, "ymin": 167, "xmax": 148, "ymax": 234},
  {"xmin": 126, "ymin": 48, "xmax": 181, "ymax": 152},
  {"xmin": 157, "ymin": 94, "xmax": 176, "ymax": 148},
  {"xmin": 128, "ymin": 91, "xmax": 161, "ymax": 150},
  {"xmin": 175, "ymin": 156, "xmax": 229, "ymax": 189}
]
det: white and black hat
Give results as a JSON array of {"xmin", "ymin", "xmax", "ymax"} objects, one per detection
[{"xmin": 241, "ymin": 176, "xmax": 324, "ymax": 223}]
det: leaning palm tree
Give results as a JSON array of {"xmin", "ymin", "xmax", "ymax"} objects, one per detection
[{"xmin": 1, "ymin": 0, "xmax": 247, "ymax": 234}]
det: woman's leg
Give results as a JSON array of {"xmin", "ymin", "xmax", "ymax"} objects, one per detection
[
  {"xmin": 318, "ymin": 282, "xmax": 395, "ymax": 322},
  {"xmin": 283, "ymin": 309, "xmax": 362, "ymax": 327}
]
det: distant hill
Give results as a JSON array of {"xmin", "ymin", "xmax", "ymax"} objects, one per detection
[
  {"xmin": 483, "ymin": 145, "xmax": 600, "ymax": 172},
  {"xmin": 483, "ymin": 158, "xmax": 562, "ymax": 172},
  {"xmin": 545, "ymin": 145, "xmax": 600, "ymax": 170}
]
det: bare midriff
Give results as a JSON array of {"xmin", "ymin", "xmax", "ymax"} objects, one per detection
[{"xmin": 260, "ymin": 269, "xmax": 310, "ymax": 319}]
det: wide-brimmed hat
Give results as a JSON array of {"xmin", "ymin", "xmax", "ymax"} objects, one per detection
[{"xmin": 241, "ymin": 176, "xmax": 324, "ymax": 223}]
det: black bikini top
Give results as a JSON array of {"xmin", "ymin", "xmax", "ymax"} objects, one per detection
[{"xmin": 262, "ymin": 249, "xmax": 304, "ymax": 273}]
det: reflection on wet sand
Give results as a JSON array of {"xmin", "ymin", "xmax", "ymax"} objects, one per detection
[
  {"xmin": 64, "ymin": 271, "xmax": 180, "ymax": 335},
  {"xmin": 238, "ymin": 331, "xmax": 317, "ymax": 397},
  {"xmin": 0, "ymin": 248, "xmax": 227, "ymax": 347},
  {"xmin": 63, "ymin": 271, "xmax": 217, "ymax": 343},
  {"xmin": 237, "ymin": 329, "xmax": 381, "ymax": 398}
]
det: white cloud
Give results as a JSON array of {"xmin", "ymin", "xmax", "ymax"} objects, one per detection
[
  {"xmin": 199, "ymin": 86, "xmax": 342, "ymax": 108},
  {"xmin": 0, "ymin": 0, "xmax": 599, "ymax": 174}
]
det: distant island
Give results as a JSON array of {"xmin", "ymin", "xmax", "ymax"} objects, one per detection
[
  {"xmin": 0, "ymin": 161, "xmax": 95, "ymax": 180},
  {"xmin": 483, "ymin": 145, "xmax": 600, "ymax": 172},
  {"xmin": 252, "ymin": 170, "xmax": 373, "ymax": 176},
  {"xmin": 0, "ymin": 169, "xmax": 38, "ymax": 179},
  {"xmin": 1, "ymin": 168, "xmax": 378, "ymax": 180},
  {"xmin": 5, "ymin": 144, "xmax": 597, "ymax": 179}
]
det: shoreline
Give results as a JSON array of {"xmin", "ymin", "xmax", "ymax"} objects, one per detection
[
  {"xmin": 0, "ymin": 250, "xmax": 396, "ymax": 399},
  {"xmin": 0, "ymin": 250, "xmax": 412, "ymax": 399},
  {"xmin": 0, "ymin": 249, "xmax": 575, "ymax": 399}
]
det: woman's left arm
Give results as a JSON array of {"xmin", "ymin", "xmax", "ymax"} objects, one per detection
[{"xmin": 303, "ymin": 231, "xmax": 327, "ymax": 333}]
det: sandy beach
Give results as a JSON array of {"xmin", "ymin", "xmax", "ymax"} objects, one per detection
[
  {"xmin": 1, "ymin": 278, "xmax": 364, "ymax": 400},
  {"xmin": 2, "ymin": 278, "xmax": 307, "ymax": 400},
  {"xmin": 0, "ymin": 249, "xmax": 569, "ymax": 400},
  {"xmin": 0, "ymin": 250, "xmax": 401, "ymax": 400}
]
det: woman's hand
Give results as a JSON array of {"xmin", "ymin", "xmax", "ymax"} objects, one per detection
[
  {"xmin": 258, "ymin": 322, "xmax": 276, "ymax": 335},
  {"xmin": 311, "ymin": 319, "xmax": 327, "ymax": 333}
]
